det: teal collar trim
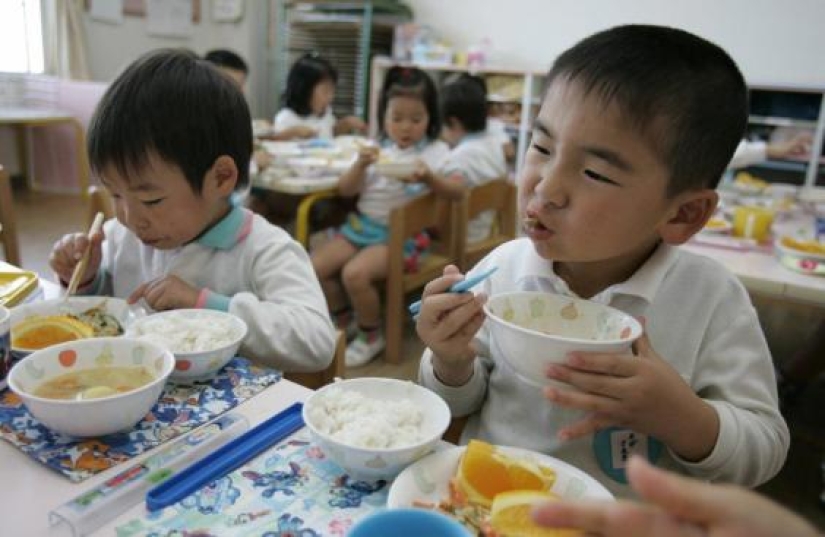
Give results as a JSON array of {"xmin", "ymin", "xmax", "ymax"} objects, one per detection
[{"xmin": 196, "ymin": 204, "xmax": 252, "ymax": 250}]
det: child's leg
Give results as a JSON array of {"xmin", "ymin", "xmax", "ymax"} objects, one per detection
[
  {"xmin": 341, "ymin": 244, "xmax": 389, "ymax": 328},
  {"xmin": 341, "ymin": 244, "xmax": 389, "ymax": 367},
  {"xmin": 310, "ymin": 235, "xmax": 358, "ymax": 311}
]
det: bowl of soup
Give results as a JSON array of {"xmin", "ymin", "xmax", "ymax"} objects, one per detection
[
  {"xmin": 10, "ymin": 297, "xmax": 144, "ymax": 360},
  {"xmin": 7, "ymin": 337, "xmax": 174, "ymax": 437},
  {"xmin": 483, "ymin": 292, "xmax": 642, "ymax": 387}
]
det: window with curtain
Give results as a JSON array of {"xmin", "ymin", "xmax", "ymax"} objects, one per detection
[{"xmin": 0, "ymin": 0, "xmax": 44, "ymax": 74}]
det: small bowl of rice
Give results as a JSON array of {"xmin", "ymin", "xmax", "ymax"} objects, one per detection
[
  {"xmin": 126, "ymin": 309, "xmax": 247, "ymax": 382},
  {"xmin": 302, "ymin": 377, "xmax": 451, "ymax": 481}
]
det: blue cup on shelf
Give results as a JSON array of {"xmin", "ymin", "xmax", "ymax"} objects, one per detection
[{"xmin": 348, "ymin": 508, "xmax": 470, "ymax": 537}]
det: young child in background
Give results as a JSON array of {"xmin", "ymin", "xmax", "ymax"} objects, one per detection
[
  {"xmin": 203, "ymin": 48, "xmax": 272, "ymax": 197},
  {"xmin": 49, "ymin": 49, "xmax": 336, "ymax": 373},
  {"xmin": 416, "ymin": 25, "xmax": 788, "ymax": 497},
  {"xmin": 426, "ymin": 73, "xmax": 507, "ymax": 244},
  {"xmin": 273, "ymin": 53, "xmax": 366, "ymax": 140},
  {"xmin": 312, "ymin": 66, "xmax": 461, "ymax": 368},
  {"xmin": 204, "ymin": 49, "xmax": 248, "ymax": 89}
]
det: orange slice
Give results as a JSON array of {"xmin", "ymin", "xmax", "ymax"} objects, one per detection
[
  {"xmin": 456, "ymin": 440, "xmax": 556, "ymax": 507},
  {"xmin": 490, "ymin": 490, "xmax": 582, "ymax": 537},
  {"xmin": 781, "ymin": 236, "xmax": 825, "ymax": 256},
  {"xmin": 12, "ymin": 315, "xmax": 94, "ymax": 350}
]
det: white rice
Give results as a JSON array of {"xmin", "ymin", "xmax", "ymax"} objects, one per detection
[
  {"xmin": 308, "ymin": 387, "xmax": 424, "ymax": 449},
  {"xmin": 131, "ymin": 313, "xmax": 240, "ymax": 352}
]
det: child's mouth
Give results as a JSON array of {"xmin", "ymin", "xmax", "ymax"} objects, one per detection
[{"xmin": 523, "ymin": 216, "xmax": 553, "ymax": 239}]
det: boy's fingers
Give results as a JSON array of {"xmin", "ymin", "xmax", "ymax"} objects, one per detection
[
  {"xmin": 627, "ymin": 456, "xmax": 731, "ymax": 523},
  {"xmin": 127, "ymin": 282, "xmax": 148, "ymax": 304}
]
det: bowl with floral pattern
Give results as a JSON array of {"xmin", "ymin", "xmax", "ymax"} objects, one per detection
[
  {"xmin": 7, "ymin": 337, "xmax": 174, "ymax": 437},
  {"xmin": 483, "ymin": 292, "xmax": 642, "ymax": 387},
  {"xmin": 302, "ymin": 378, "xmax": 450, "ymax": 481}
]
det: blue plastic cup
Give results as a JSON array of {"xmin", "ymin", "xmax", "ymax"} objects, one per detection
[{"xmin": 348, "ymin": 508, "xmax": 470, "ymax": 537}]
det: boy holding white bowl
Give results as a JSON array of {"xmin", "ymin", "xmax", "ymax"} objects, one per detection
[{"xmin": 416, "ymin": 25, "xmax": 788, "ymax": 498}]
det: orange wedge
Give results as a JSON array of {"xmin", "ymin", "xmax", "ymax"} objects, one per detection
[
  {"xmin": 490, "ymin": 490, "xmax": 582, "ymax": 537},
  {"xmin": 456, "ymin": 440, "xmax": 557, "ymax": 507},
  {"xmin": 12, "ymin": 315, "xmax": 94, "ymax": 350}
]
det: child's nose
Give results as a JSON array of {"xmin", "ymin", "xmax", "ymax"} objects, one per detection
[{"xmin": 534, "ymin": 161, "xmax": 569, "ymax": 208}]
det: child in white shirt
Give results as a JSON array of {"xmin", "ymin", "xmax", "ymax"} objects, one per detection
[
  {"xmin": 50, "ymin": 49, "xmax": 336, "ymax": 373},
  {"xmin": 429, "ymin": 73, "xmax": 507, "ymax": 244},
  {"xmin": 415, "ymin": 25, "xmax": 788, "ymax": 498},
  {"xmin": 272, "ymin": 53, "xmax": 366, "ymax": 140},
  {"xmin": 311, "ymin": 66, "xmax": 460, "ymax": 368}
]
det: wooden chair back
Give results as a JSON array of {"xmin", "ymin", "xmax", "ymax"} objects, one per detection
[
  {"xmin": 284, "ymin": 329, "xmax": 346, "ymax": 389},
  {"xmin": 384, "ymin": 192, "xmax": 461, "ymax": 364},
  {"xmin": 459, "ymin": 178, "xmax": 517, "ymax": 271},
  {"xmin": 0, "ymin": 165, "xmax": 21, "ymax": 266}
]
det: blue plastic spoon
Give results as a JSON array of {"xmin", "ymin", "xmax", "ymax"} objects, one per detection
[{"xmin": 408, "ymin": 266, "xmax": 498, "ymax": 317}]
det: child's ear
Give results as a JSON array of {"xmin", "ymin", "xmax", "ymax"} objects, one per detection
[
  {"xmin": 659, "ymin": 188, "xmax": 718, "ymax": 245},
  {"xmin": 207, "ymin": 155, "xmax": 239, "ymax": 196}
]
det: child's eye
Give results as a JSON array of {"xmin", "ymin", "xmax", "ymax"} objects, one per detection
[
  {"xmin": 142, "ymin": 198, "xmax": 164, "ymax": 206},
  {"xmin": 531, "ymin": 143, "xmax": 552, "ymax": 156},
  {"xmin": 584, "ymin": 169, "xmax": 617, "ymax": 185}
]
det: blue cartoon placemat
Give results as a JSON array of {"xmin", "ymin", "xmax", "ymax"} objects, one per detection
[
  {"xmin": 0, "ymin": 357, "xmax": 281, "ymax": 482},
  {"xmin": 116, "ymin": 429, "xmax": 388, "ymax": 537}
]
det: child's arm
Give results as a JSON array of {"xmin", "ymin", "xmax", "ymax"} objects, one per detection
[
  {"xmin": 333, "ymin": 115, "xmax": 367, "ymax": 136},
  {"xmin": 264, "ymin": 125, "xmax": 317, "ymax": 140},
  {"xmin": 230, "ymin": 235, "xmax": 336, "ymax": 372},
  {"xmin": 337, "ymin": 145, "xmax": 378, "ymax": 197},
  {"xmin": 412, "ymin": 163, "xmax": 467, "ymax": 200}
]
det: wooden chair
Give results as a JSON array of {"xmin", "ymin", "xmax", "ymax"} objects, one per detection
[
  {"xmin": 86, "ymin": 185, "xmax": 114, "ymax": 226},
  {"xmin": 458, "ymin": 178, "xmax": 517, "ymax": 271},
  {"xmin": 285, "ymin": 329, "xmax": 346, "ymax": 389},
  {"xmin": 0, "ymin": 165, "xmax": 21, "ymax": 266},
  {"xmin": 384, "ymin": 192, "xmax": 461, "ymax": 364}
]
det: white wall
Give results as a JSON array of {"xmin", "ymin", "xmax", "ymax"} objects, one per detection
[
  {"xmin": 80, "ymin": 1, "xmax": 269, "ymax": 114},
  {"xmin": 406, "ymin": 0, "xmax": 825, "ymax": 88}
]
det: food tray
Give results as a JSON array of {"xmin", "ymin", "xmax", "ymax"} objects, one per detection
[{"xmin": 0, "ymin": 270, "xmax": 39, "ymax": 307}]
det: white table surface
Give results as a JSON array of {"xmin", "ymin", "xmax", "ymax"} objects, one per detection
[
  {"xmin": 0, "ymin": 378, "xmax": 312, "ymax": 536},
  {"xmin": 683, "ymin": 241, "xmax": 825, "ymax": 307}
]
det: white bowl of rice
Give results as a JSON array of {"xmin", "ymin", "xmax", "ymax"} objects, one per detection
[
  {"xmin": 126, "ymin": 309, "xmax": 247, "ymax": 382},
  {"xmin": 303, "ymin": 377, "xmax": 451, "ymax": 481}
]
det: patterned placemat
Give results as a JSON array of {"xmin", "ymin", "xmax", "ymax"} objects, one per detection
[
  {"xmin": 0, "ymin": 357, "xmax": 281, "ymax": 482},
  {"xmin": 115, "ymin": 428, "xmax": 389, "ymax": 537}
]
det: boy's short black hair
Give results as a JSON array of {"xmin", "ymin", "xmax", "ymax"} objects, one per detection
[
  {"xmin": 204, "ymin": 49, "xmax": 248, "ymax": 75},
  {"xmin": 546, "ymin": 24, "xmax": 747, "ymax": 196},
  {"xmin": 378, "ymin": 66, "xmax": 441, "ymax": 140},
  {"xmin": 88, "ymin": 48, "xmax": 252, "ymax": 193},
  {"xmin": 441, "ymin": 73, "xmax": 488, "ymax": 133},
  {"xmin": 283, "ymin": 53, "xmax": 338, "ymax": 116}
]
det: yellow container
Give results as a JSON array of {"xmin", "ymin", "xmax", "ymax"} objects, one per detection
[{"xmin": 732, "ymin": 206, "xmax": 774, "ymax": 242}]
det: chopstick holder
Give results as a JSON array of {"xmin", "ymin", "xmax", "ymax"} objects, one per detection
[
  {"xmin": 49, "ymin": 413, "xmax": 249, "ymax": 537},
  {"xmin": 66, "ymin": 212, "xmax": 105, "ymax": 296},
  {"xmin": 408, "ymin": 266, "xmax": 498, "ymax": 318},
  {"xmin": 145, "ymin": 402, "xmax": 305, "ymax": 512}
]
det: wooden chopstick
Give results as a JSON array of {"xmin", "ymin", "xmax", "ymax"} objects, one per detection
[{"xmin": 66, "ymin": 212, "xmax": 105, "ymax": 296}]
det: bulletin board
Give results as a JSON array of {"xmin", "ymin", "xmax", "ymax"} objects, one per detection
[{"xmin": 86, "ymin": 0, "xmax": 201, "ymax": 22}]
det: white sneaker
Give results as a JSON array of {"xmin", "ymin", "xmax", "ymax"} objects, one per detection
[{"xmin": 345, "ymin": 331, "xmax": 385, "ymax": 367}]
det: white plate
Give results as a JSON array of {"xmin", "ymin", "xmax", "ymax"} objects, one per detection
[{"xmin": 387, "ymin": 445, "xmax": 613, "ymax": 509}]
